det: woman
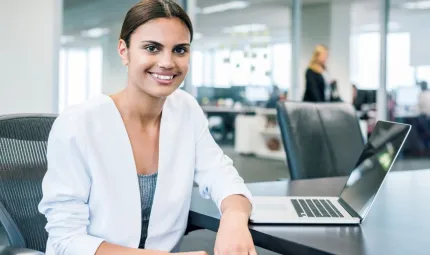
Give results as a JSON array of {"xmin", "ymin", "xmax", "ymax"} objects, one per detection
[
  {"xmin": 38, "ymin": 1, "xmax": 255, "ymax": 255},
  {"xmin": 303, "ymin": 44, "xmax": 338, "ymax": 102}
]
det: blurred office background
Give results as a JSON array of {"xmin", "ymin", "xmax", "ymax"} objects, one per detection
[
  {"xmin": 1, "ymin": 0, "xmax": 430, "ymax": 253},
  {"xmin": 2, "ymin": 0, "xmax": 430, "ymax": 177},
  {"xmin": 51, "ymin": 0, "xmax": 430, "ymax": 168}
]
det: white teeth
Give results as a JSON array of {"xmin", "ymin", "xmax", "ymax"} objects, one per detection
[{"xmin": 151, "ymin": 73, "xmax": 174, "ymax": 80}]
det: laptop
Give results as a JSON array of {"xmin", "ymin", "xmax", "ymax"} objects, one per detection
[{"xmin": 250, "ymin": 120, "xmax": 411, "ymax": 224}]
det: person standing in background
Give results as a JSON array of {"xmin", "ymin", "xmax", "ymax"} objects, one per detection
[
  {"xmin": 418, "ymin": 81, "xmax": 430, "ymax": 117},
  {"xmin": 303, "ymin": 44, "xmax": 339, "ymax": 102},
  {"xmin": 417, "ymin": 81, "xmax": 430, "ymax": 154},
  {"xmin": 266, "ymin": 85, "xmax": 281, "ymax": 108}
]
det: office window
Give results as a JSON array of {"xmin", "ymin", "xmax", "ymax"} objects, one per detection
[
  {"xmin": 203, "ymin": 50, "xmax": 213, "ymax": 85},
  {"xmin": 350, "ymin": 32, "xmax": 414, "ymax": 90},
  {"xmin": 59, "ymin": 46, "xmax": 103, "ymax": 112},
  {"xmin": 417, "ymin": 66, "xmax": 430, "ymax": 83},
  {"xmin": 350, "ymin": 32, "xmax": 380, "ymax": 89},
  {"xmin": 250, "ymin": 47, "xmax": 271, "ymax": 86},
  {"xmin": 214, "ymin": 49, "xmax": 231, "ymax": 87},
  {"xmin": 387, "ymin": 33, "xmax": 414, "ymax": 89},
  {"xmin": 230, "ymin": 50, "xmax": 251, "ymax": 85},
  {"xmin": 192, "ymin": 50, "xmax": 204, "ymax": 87},
  {"xmin": 272, "ymin": 43, "xmax": 291, "ymax": 89}
]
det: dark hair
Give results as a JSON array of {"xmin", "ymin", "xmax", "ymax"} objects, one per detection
[{"xmin": 120, "ymin": 0, "xmax": 193, "ymax": 48}]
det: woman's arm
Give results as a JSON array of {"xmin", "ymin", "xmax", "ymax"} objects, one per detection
[
  {"xmin": 96, "ymin": 242, "xmax": 167, "ymax": 255},
  {"xmin": 38, "ymin": 115, "xmax": 106, "ymax": 255},
  {"xmin": 96, "ymin": 242, "xmax": 206, "ymax": 255},
  {"xmin": 220, "ymin": 194, "xmax": 252, "ymax": 217},
  {"xmin": 192, "ymin": 106, "xmax": 254, "ymax": 213},
  {"xmin": 191, "ymin": 98, "xmax": 256, "ymax": 255}
]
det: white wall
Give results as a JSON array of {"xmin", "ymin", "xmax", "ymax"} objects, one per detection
[
  {"xmin": 299, "ymin": 2, "xmax": 352, "ymax": 102},
  {"xmin": 329, "ymin": 1, "xmax": 352, "ymax": 103},
  {"xmin": 101, "ymin": 23, "xmax": 127, "ymax": 95},
  {"xmin": 0, "ymin": 0, "xmax": 62, "ymax": 114},
  {"xmin": 300, "ymin": 3, "xmax": 331, "ymax": 99}
]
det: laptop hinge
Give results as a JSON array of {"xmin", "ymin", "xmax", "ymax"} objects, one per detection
[{"xmin": 338, "ymin": 198, "xmax": 363, "ymax": 222}]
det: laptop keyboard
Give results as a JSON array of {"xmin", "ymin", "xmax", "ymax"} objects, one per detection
[{"xmin": 291, "ymin": 199, "xmax": 344, "ymax": 217}]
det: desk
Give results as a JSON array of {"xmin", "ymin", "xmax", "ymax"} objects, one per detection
[
  {"xmin": 189, "ymin": 170, "xmax": 430, "ymax": 255},
  {"xmin": 201, "ymin": 106, "xmax": 256, "ymax": 114}
]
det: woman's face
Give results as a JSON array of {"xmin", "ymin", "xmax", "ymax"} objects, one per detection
[
  {"xmin": 318, "ymin": 49, "xmax": 328, "ymax": 65},
  {"xmin": 118, "ymin": 17, "xmax": 191, "ymax": 98}
]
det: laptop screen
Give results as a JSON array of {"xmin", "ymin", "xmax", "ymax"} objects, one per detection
[{"xmin": 339, "ymin": 121, "xmax": 410, "ymax": 219}]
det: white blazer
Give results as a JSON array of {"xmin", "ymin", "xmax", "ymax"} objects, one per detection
[{"xmin": 38, "ymin": 90, "xmax": 253, "ymax": 255}]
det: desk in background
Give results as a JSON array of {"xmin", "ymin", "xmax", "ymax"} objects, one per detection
[{"xmin": 189, "ymin": 169, "xmax": 430, "ymax": 255}]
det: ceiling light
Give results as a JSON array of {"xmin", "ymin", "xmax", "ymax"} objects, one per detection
[
  {"xmin": 60, "ymin": 35, "xmax": 75, "ymax": 44},
  {"xmin": 81, "ymin": 28, "xmax": 110, "ymax": 38},
  {"xmin": 361, "ymin": 22, "xmax": 400, "ymax": 32},
  {"xmin": 223, "ymin": 24, "xmax": 267, "ymax": 34},
  {"xmin": 200, "ymin": 1, "xmax": 249, "ymax": 14},
  {"xmin": 251, "ymin": 36, "xmax": 272, "ymax": 43},
  {"xmin": 403, "ymin": 1, "xmax": 430, "ymax": 9}
]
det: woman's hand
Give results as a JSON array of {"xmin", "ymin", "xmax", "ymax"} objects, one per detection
[{"xmin": 214, "ymin": 211, "xmax": 257, "ymax": 255}]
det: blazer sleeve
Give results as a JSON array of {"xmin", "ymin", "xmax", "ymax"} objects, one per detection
[
  {"xmin": 305, "ymin": 69, "xmax": 324, "ymax": 102},
  {"xmin": 192, "ymin": 102, "xmax": 254, "ymax": 214},
  {"xmin": 38, "ymin": 115, "xmax": 104, "ymax": 255}
]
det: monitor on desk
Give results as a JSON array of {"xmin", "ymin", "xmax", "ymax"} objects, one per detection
[{"xmin": 354, "ymin": 89, "xmax": 376, "ymax": 111}]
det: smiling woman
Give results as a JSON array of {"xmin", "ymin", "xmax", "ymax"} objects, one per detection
[{"xmin": 38, "ymin": 1, "xmax": 255, "ymax": 255}]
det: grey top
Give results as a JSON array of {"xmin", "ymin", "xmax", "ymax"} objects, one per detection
[{"xmin": 137, "ymin": 172, "xmax": 158, "ymax": 249}]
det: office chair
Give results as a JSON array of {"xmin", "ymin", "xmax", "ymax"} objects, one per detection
[
  {"xmin": 0, "ymin": 114, "xmax": 57, "ymax": 254},
  {"xmin": 276, "ymin": 101, "xmax": 365, "ymax": 180}
]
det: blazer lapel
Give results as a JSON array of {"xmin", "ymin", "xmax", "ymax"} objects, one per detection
[{"xmin": 102, "ymin": 95, "xmax": 142, "ymax": 247}]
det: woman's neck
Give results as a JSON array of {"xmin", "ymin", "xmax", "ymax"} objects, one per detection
[
  {"xmin": 112, "ymin": 86, "xmax": 165, "ymax": 128},
  {"xmin": 311, "ymin": 63, "xmax": 325, "ymax": 73}
]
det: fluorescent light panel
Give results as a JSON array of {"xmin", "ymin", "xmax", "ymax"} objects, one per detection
[
  {"xmin": 403, "ymin": 0, "xmax": 430, "ymax": 9},
  {"xmin": 361, "ymin": 22, "xmax": 400, "ymax": 31},
  {"xmin": 223, "ymin": 24, "xmax": 268, "ymax": 34},
  {"xmin": 81, "ymin": 28, "xmax": 110, "ymax": 38},
  {"xmin": 60, "ymin": 35, "xmax": 75, "ymax": 44},
  {"xmin": 201, "ymin": 1, "xmax": 249, "ymax": 14}
]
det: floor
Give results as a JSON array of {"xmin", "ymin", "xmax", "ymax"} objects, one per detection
[{"xmin": 179, "ymin": 145, "xmax": 430, "ymax": 254}]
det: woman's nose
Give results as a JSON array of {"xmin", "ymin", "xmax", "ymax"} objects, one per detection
[{"xmin": 157, "ymin": 52, "xmax": 175, "ymax": 69}]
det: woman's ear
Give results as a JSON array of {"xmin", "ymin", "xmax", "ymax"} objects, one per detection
[{"xmin": 118, "ymin": 39, "xmax": 129, "ymax": 66}]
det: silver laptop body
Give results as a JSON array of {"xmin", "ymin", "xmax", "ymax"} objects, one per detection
[{"xmin": 250, "ymin": 121, "xmax": 411, "ymax": 224}]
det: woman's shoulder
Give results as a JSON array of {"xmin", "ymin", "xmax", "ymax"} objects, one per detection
[
  {"xmin": 52, "ymin": 94, "xmax": 112, "ymax": 135},
  {"xmin": 167, "ymin": 89, "xmax": 201, "ymax": 112},
  {"xmin": 306, "ymin": 68, "xmax": 318, "ymax": 75}
]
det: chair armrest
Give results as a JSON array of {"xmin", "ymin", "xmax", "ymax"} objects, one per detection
[
  {"xmin": 0, "ymin": 224, "xmax": 10, "ymax": 246},
  {"xmin": 0, "ymin": 246, "xmax": 44, "ymax": 255},
  {"xmin": 0, "ymin": 203, "xmax": 25, "ymax": 248}
]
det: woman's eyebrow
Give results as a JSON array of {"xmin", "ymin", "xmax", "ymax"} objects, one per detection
[
  {"xmin": 141, "ymin": 40, "xmax": 163, "ymax": 47},
  {"xmin": 141, "ymin": 40, "xmax": 190, "ymax": 48},
  {"xmin": 175, "ymin": 43, "xmax": 191, "ymax": 47}
]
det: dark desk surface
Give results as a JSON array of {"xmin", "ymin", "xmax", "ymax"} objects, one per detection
[{"xmin": 189, "ymin": 169, "xmax": 430, "ymax": 255}]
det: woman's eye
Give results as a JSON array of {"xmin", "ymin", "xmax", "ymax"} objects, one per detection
[
  {"xmin": 174, "ymin": 47, "xmax": 187, "ymax": 54},
  {"xmin": 145, "ymin": 45, "xmax": 159, "ymax": 52}
]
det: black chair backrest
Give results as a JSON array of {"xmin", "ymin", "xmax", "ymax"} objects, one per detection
[
  {"xmin": 0, "ymin": 114, "xmax": 57, "ymax": 251},
  {"xmin": 276, "ymin": 101, "xmax": 365, "ymax": 180}
]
